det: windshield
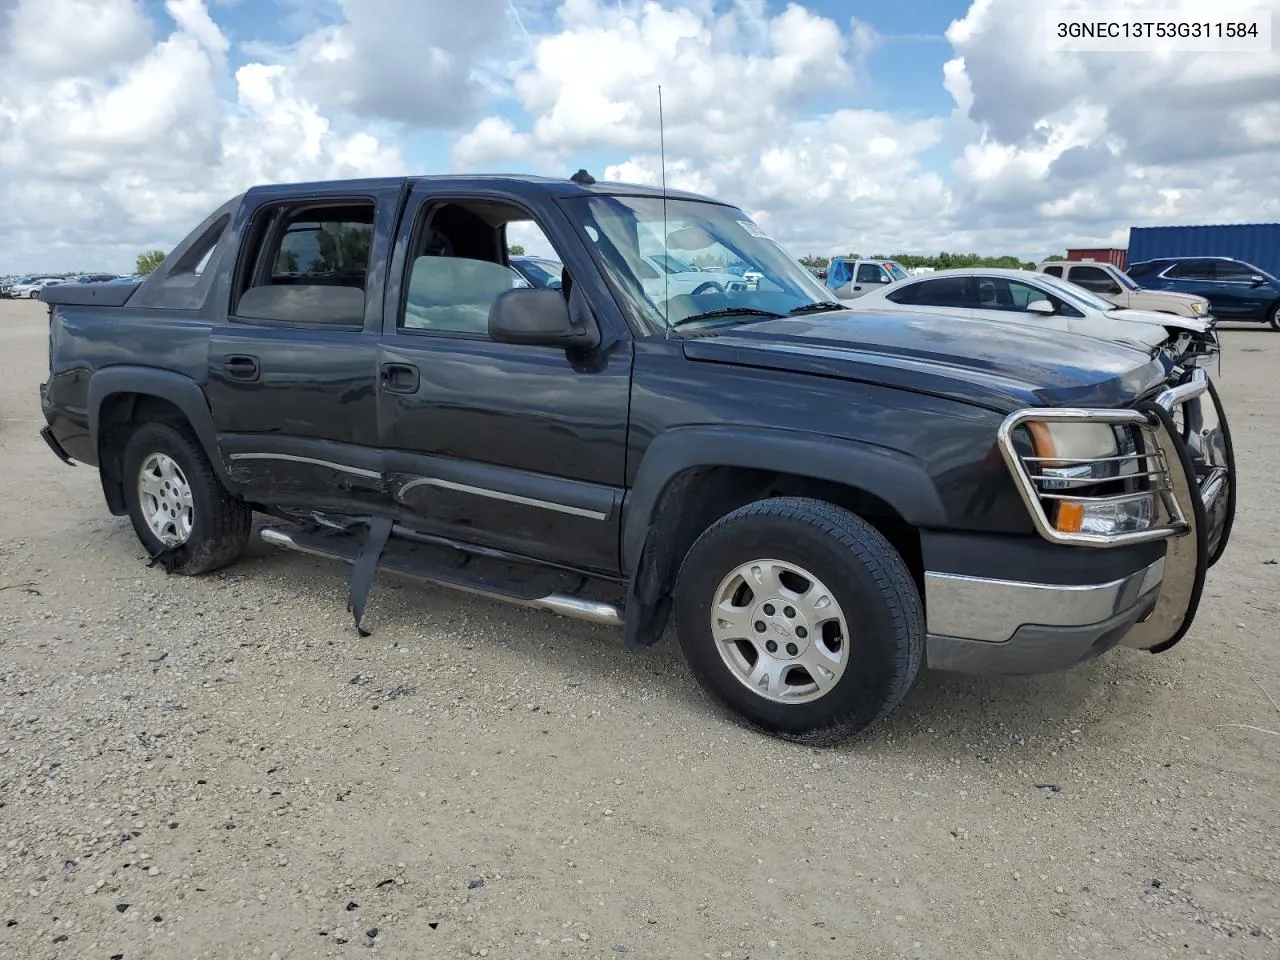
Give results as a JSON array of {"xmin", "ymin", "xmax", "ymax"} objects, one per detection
[
  {"xmin": 1034, "ymin": 272, "xmax": 1117, "ymax": 312},
  {"xmin": 563, "ymin": 195, "xmax": 837, "ymax": 328},
  {"xmin": 1112, "ymin": 268, "xmax": 1139, "ymax": 290},
  {"xmin": 884, "ymin": 262, "xmax": 910, "ymax": 282}
]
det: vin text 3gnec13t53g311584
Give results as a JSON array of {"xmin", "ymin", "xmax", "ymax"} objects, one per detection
[{"xmin": 39, "ymin": 171, "xmax": 1235, "ymax": 744}]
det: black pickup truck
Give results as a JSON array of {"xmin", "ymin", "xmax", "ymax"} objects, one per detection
[{"xmin": 39, "ymin": 172, "xmax": 1236, "ymax": 743}]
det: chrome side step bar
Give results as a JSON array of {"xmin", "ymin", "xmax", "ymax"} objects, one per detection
[{"xmin": 259, "ymin": 526, "xmax": 624, "ymax": 628}]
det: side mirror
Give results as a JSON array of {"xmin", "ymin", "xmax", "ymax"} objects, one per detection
[
  {"xmin": 489, "ymin": 288, "xmax": 600, "ymax": 350},
  {"xmin": 879, "ymin": 275, "xmax": 893, "ymax": 283},
  {"xmin": 1026, "ymin": 299, "xmax": 1056, "ymax": 315},
  {"xmin": 1106, "ymin": 284, "xmax": 1122, "ymax": 295}
]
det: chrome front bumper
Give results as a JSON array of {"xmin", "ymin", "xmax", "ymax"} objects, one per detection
[
  {"xmin": 926, "ymin": 367, "xmax": 1234, "ymax": 675},
  {"xmin": 924, "ymin": 559, "xmax": 1165, "ymax": 674}
]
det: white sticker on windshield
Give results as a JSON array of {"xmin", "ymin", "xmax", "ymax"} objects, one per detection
[{"xmin": 737, "ymin": 219, "xmax": 768, "ymax": 239}]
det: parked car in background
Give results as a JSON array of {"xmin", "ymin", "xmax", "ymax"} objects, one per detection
[
  {"xmin": 1127, "ymin": 257, "xmax": 1280, "ymax": 330},
  {"xmin": 509, "ymin": 255, "xmax": 564, "ymax": 289},
  {"xmin": 826, "ymin": 258, "xmax": 910, "ymax": 299},
  {"xmin": 1, "ymin": 276, "xmax": 32, "ymax": 297},
  {"xmin": 9, "ymin": 277, "xmax": 64, "ymax": 298},
  {"xmin": 846, "ymin": 268, "xmax": 1218, "ymax": 367},
  {"xmin": 68, "ymin": 273, "xmax": 119, "ymax": 284},
  {"xmin": 1037, "ymin": 261, "xmax": 1210, "ymax": 318},
  {"xmin": 637, "ymin": 252, "xmax": 749, "ymax": 299},
  {"xmin": 32, "ymin": 279, "xmax": 67, "ymax": 300}
]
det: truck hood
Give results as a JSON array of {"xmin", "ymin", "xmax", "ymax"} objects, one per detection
[
  {"xmin": 1129, "ymin": 289, "xmax": 1210, "ymax": 310},
  {"xmin": 681, "ymin": 310, "xmax": 1173, "ymax": 413}
]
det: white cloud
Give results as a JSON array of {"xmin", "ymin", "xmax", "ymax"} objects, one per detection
[
  {"xmin": 288, "ymin": 0, "xmax": 510, "ymax": 126},
  {"xmin": 452, "ymin": 116, "xmax": 546, "ymax": 170},
  {"xmin": 2, "ymin": 0, "xmax": 1279, "ymax": 273},
  {"xmin": 2, "ymin": 0, "xmax": 153, "ymax": 78},
  {"xmin": 0, "ymin": 0, "xmax": 405, "ymax": 271},
  {"xmin": 938, "ymin": 0, "xmax": 1280, "ymax": 250},
  {"xmin": 165, "ymin": 0, "xmax": 230, "ymax": 58},
  {"xmin": 469, "ymin": 0, "xmax": 850, "ymax": 161}
]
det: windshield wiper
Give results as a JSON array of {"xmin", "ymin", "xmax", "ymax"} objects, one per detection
[
  {"xmin": 788, "ymin": 301, "xmax": 846, "ymax": 316},
  {"xmin": 670, "ymin": 307, "xmax": 785, "ymax": 328}
]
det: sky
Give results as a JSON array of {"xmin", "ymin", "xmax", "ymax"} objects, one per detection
[{"xmin": 0, "ymin": 0, "xmax": 1277, "ymax": 273}]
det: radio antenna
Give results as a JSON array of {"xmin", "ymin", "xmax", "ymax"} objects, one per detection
[{"xmin": 659, "ymin": 84, "xmax": 670, "ymax": 334}]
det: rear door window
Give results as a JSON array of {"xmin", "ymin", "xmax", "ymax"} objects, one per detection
[
  {"xmin": 903, "ymin": 276, "xmax": 972, "ymax": 308},
  {"xmin": 1166, "ymin": 259, "xmax": 1216, "ymax": 280}
]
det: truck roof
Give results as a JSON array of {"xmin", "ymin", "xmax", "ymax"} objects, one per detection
[{"xmin": 246, "ymin": 171, "xmax": 725, "ymax": 206}]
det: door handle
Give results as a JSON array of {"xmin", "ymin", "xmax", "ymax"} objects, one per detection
[
  {"xmin": 380, "ymin": 362, "xmax": 420, "ymax": 394},
  {"xmin": 222, "ymin": 355, "xmax": 260, "ymax": 381}
]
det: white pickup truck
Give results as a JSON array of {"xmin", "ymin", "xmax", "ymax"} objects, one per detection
[
  {"xmin": 1037, "ymin": 261, "xmax": 1210, "ymax": 319},
  {"xmin": 827, "ymin": 258, "xmax": 911, "ymax": 300}
]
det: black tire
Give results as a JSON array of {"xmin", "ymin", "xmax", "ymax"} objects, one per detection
[
  {"xmin": 1268, "ymin": 302, "xmax": 1280, "ymax": 332},
  {"xmin": 672, "ymin": 496, "xmax": 923, "ymax": 745},
  {"xmin": 691, "ymin": 281, "xmax": 723, "ymax": 296},
  {"xmin": 121, "ymin": 421, "xmax": 252, "ymax": 575}
]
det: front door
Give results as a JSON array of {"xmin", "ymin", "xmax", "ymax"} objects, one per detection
[
  {"xmin": 1205, "ymin": 259, "xmax": 1276, "ymax": 320},
  {"xmin": 375, "ymin": 184, "xmax": 633, "ymax": 576},
  {"xmin": 204, "ymin": 182, "xmax": 403, "ymax": 513}
]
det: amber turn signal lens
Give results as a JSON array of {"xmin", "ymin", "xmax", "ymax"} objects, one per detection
[{"xmin": 1055, "ymin": 502, "xmax": 1085, "ymax": 533}]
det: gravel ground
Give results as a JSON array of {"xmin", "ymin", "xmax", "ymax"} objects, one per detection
[{"xmin": 1, "ymin": 297, "xmax": 1278, "ymax": 960}]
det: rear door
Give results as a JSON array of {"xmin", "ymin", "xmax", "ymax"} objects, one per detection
[
  {"xmin": 204, "ymin": 182, "xmax": 404, "ymax": 513},
  {"xmin": 881, "ymin": 274, "xmax": 975, "ymax": 319},
  {"xmin": 374, "ymin": 183, "xmax": 633, "ymax": 576}
]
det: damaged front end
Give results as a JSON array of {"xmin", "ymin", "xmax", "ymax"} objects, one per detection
[{"xmin": 1160, "ymin": 322, "xmax": 1219, "ymax": 372}]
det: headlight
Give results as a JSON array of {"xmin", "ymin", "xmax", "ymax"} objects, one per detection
[
  {"xmin": 1023, "ymin": 421, "xmax": 1155, "ymax": 536},
  {"xmin": 1025, "ymin": 421, "xmax": 1118, "ymax": 464},
  {"xmin": 1191, "ymin": 302, "xmax": 1206, "ymax": 315}
]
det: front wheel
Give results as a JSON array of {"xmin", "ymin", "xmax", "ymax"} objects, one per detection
[
  {"xmin": 121, "ymin": 422, "xmax": 252, "ymax": 575},
  {"xmin": 673, "ymin": 497, "xmax": 923, "ymax": 744},
  {"xmin": 1268, "ymin": 302, "xmax": 1280, "ymax": 331}
]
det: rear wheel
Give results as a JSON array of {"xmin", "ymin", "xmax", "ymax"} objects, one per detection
[
  {"xmin": 121, "ymin": 422, "xmax": 252, "ymax": 574},
  {"xmin": 672, "ymin": 497, "xmax": 923, "ymax": 744}
]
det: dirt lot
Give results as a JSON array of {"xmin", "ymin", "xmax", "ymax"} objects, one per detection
[{"xmin": 1, "ymin": 297, "xmax": 1277, "ymax": 960}]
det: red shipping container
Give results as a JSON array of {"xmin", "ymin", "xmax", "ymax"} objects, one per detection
[{"xmin": 1066, "ymin": 247, "xmax": 1128, "ymax": 270}]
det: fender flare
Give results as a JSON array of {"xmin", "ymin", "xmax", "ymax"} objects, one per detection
[
  {"xmin": 87, "ymin": 366, "xmax": 236, "ymax": 490},
  {"xmin": 619, "ymin": 425, "xmax": 948, "ymax": 648}
]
